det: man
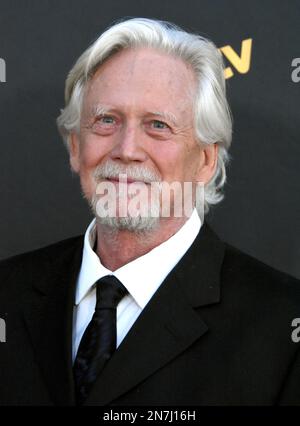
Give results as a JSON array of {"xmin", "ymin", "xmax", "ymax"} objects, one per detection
[{"xmin": 0, "ymin": 18, "xmax": 300, "ymax": 406}]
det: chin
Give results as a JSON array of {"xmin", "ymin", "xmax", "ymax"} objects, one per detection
[{"xmin": 88, "ymin": 193, "xmax": 160, "ymax": 233}]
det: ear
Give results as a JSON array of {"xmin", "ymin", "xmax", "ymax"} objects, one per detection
[
  {"xmin": 69, "ymin": 132, "xmax": 80, "ymax": 173},
  {"xmin": 196, "ymin": 143, "xmax": 218, "ymax": 184}
]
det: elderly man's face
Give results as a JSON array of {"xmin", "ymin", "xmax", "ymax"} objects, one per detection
[{"xmin": 70, "ymin": 47, "xmax": 217, "ymax": 225}]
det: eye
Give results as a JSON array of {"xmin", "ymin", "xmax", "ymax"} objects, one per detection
[
  {"xmin": 97, "ymin": 115, "xmax": 116, "ymax": 125},
  {"xmin": 90, "ymin": 114, "xmax": 119, "ymax": 135},
  {"xmin": 151, "ymin": 120, "xmax": 169, "ymax": 129}
]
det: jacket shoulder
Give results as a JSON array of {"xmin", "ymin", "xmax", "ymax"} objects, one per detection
[
  {"xmin": 0, "ymin": 235, "xmax": 83, "ymax": 291},
  {"xmin": 222, "ymin": 242, "xmax": 300, "ymax": 311},
  {"xmin": 223, "ymin": 242, "xmax": 299, "ymax": 283}
]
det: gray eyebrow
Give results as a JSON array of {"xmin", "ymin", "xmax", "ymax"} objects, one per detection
[
  {"xmin": 150, "ymin": 111, "xmax": 179, "ymax": 127},
  {"xmin": 91, "ymin": 104, "xmax": 111, "ymax": 116}
]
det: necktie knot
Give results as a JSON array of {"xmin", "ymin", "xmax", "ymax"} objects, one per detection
[{"xmin": 95, "ymin": 275, "xmax": 128, "ymax": 309}]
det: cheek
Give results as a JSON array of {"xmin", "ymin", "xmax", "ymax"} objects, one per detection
[
  {"xmin": 164, "ymin": 153, "xmax": 196, "ymax": 183},
  {"xmin": 78, "ymin": 137, "xmax": 108, "ymax": 168},
  {"xmin": 183, "ymin": 146, "xmax": 202, "ymax": 179},
  {"xmin": 148, "ymin": 144, "xmax": 186, "ymax": 180}
]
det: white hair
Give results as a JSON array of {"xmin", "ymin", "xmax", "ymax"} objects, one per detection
[{"xmin": 57, "ymin": 17, "xmax": 232, "ymax": 214}]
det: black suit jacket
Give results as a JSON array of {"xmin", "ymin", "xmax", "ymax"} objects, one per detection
[{"xmin": 0, "ymin": 223, "xmax": 300, "ymax": 406}]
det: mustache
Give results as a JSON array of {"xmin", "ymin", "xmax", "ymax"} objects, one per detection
[{"xmin": 93, "ymin": 161, "xmax": 161, "ymax": 184}]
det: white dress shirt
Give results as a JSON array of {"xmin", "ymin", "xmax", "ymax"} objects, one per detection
[{"xmin": 72, "ymin": 209, "xmax": 202, "ymax": 362}]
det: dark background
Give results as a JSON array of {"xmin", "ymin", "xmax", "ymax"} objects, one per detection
[{"xmin": 0, "ymin": 0, "xmax": 299, "ymax": 279}]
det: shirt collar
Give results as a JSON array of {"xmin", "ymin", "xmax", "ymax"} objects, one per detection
[{"xmin": 75, "ymin": 210, "xmax": 201, "ymax": 308}]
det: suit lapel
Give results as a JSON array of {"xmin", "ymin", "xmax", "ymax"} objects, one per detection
[
  {"xmin": 22, "ymin": 236, "xmax": 84, "ymax": 405},
  {"xmin": 85, "ymin": 222, "xmax": 225, "ymax": 405}
]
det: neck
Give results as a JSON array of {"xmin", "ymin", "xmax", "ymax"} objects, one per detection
[{"xmin": 95, "ymin": 216, "xmax": 189, "ymax": 271}]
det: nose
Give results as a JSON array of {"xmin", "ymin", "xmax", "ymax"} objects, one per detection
[{"xmin": 109, "ymin": 123, "xmax": 148, "ymax": 164}]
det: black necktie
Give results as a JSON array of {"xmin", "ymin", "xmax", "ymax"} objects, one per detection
[{"xmin": 73, "ymin": 275, "xmax": 128, "ymax": 405}]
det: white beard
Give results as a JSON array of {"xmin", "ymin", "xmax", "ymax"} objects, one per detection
[
  {"xmin": 89, "ymin": 190, "xmax": 161, "ymax": 232},
  {"xmin": 87, "ymin": 160, "xmax": 162, "ymax": 233}
]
